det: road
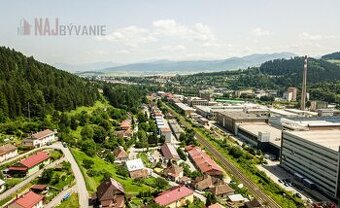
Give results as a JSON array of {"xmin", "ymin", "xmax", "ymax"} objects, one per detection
[
  {"xmin": 45, "ymin": 185, "xmax": 76, "ymax": 208},
  {"xmin": 55, "ymin": 143, "xmax": 89, "ymax": 208},
  {"xmin": 0, "ymin": 158, "xmax": 65, "ymax": 201},
  {"xmin": 163, "ymin": 102, "xmax": 282, "ymax": 208}
]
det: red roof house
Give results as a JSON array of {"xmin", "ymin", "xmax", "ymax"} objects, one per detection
[
  {"xmin": 120, "ymin": 120, "xmax": 131, "ymax": 130},
  {"xmin": 8, "ymin": 191, "xmax": 43, "ymax": 208},
  {"xmin": 9, "ymin": 151, "xmax": 50, "ymax": 176},
  {"xmin": 154, "ymin": 186, "xmax": 194, "ymax": 207},
  {"xmin": 187, "ymin": 146, "xmax": 223, "ymax": 176}
]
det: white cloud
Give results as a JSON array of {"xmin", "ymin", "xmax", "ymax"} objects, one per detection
[
  {"xmin": 160, "ymin": 44, "xmax": 186, "ymax": 51},
  {"xmin": 299, "ymin": 32, "xmax": 338, "ymax": 40},
  {"xmin": 251, "ymin": 27, "xmax": 270, "ymax": 36},
  {"xmin": 97, "ymin": 26, "xmax": 156, "ymax": 47},
  {"xmin": 99, "ymin": 19, "xmax": 216, "ymax": 47}
]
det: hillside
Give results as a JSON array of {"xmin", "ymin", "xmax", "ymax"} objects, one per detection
[
  {"xmin": 101, "ymin": 52, "xmax": 295, "ymax": 74},
  {"xmin": 321, "ymin": 52, "xmax": 340, "ymax": 60},
  {"xmin": 0, "ymin": 46, "xmax": 99, "ymax": 121}
]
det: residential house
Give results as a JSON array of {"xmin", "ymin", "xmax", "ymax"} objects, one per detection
[
  {"xmin": 161, "ymin": 143, "xmax": 180, "ymax": 162},
  {"xmin": 8, "ymin": 151, "xmax": 50, "ymax": 176},
  {"xmin": 160, "ymin": 127, "xmax": 172, "ymax": 143},
  {"xmin": 209, "ymin": 184, "xmax": 234, "ymax": 198},
  {"xmin": 163, "ymin": 164, "xmax": 183, "ymax": 182},
  {"xmin": 186, "ymin": 146, "xmax": 223, "ymax": 176},
  {"xmin": 22, "ymin": 129, "xmax": 56, "ymax": 148},
  {"xmin": 113, "ymin": 146, "xmax": 128, "ymax": 162},
  {"xmin": 8, "ymin": 191, "xmax": 43, "ymax": 208},
  {"xmin": 245, "ymin": 199, "xmax": 262, "ymax": 208},
  {"xmin": 30, "ymin": 184, "xmax": 48, "ymax": 194},
  {"xmin": 95, "ymin": 177, "xmax": 125, "ymax": 208},
  {"xmin": 193, "ymin": 175, "xmax": 214, "ymax": 191},
  {"xmin": 154, "ymin": 186, "xmax": 194, "ymax": 208},
  {"xmin": 116, "ymin": 120, "xmax": 132, "ymax": 138},
  {"xmin": 0, "ymin": 144, "xmax": 18, "ymax": 163},
  {"xmin": 125, "ymin": 159, "xmax": 148, "ymax": 179},
  {"xmin": 0, "ymin": 179, "xmax": 5, "ymax": 193}
]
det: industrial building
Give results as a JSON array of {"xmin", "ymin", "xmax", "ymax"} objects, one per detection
[
  {"xmin": 237, "ymin": 123, "xmax": 282, "ymax": 157},
  {"xmin": 280, "ymin": 129, "xmax": 340, "ymax": 199},
  {"xmin": 216, "ymin": 111, "xmax": 268, "ymax": 134}
]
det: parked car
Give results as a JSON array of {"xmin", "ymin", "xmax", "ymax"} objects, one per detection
[{"xmin": 295, "ymin": 193, "xmax": 302, "ymax": 198}]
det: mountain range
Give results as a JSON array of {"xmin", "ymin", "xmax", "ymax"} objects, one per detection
[
  {"xmin": 54, "ymin": 52, "xmax": 296, "ymax": 75},
  {"xmin": 100, "ymin": 52, "xmax": 296, "ymax": 75}
]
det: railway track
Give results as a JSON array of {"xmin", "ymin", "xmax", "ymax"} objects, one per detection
[{"xmin": 163, "ymin": 102, "xmax": 282, "ymax": 208}]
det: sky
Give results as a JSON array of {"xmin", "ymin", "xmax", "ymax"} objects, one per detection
[{"xmin": 1, "ymin": 0, "xmax": 340, "ymax": 65}]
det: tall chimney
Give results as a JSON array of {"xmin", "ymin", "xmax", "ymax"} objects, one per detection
[{"xmin": 300, "ymin": 55, "xmax": 308, "ymax": 110}]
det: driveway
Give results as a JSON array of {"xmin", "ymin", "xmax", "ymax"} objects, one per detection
[{"xmin": 45, "ymin": 185, "xmax": 76, "ymax": 208}]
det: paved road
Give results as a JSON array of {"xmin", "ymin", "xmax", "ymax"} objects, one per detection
[
  {"xmin": 45, "ymin": 185, "xmax": 76, "ymax": 208},
  {"xmin": 164, "ymin": 102, "xmax": 282, "ymax": 208},
  {"xmin": 0, "ymin": 158, "xmax": 65, "ymax": 201},
  {"xmin": 56, "ymin": 143, "xmax": 89, "ymax": 208}
]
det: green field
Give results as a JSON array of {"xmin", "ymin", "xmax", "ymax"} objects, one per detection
[{"xmin": 71, "ymin": 148, "xmax": 153, "ymax": 195}]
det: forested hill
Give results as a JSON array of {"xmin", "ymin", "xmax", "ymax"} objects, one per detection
[
  {"xmin": 322, "ymin": 52, "xmax": 340, "ymax": 60},
  {"xmin": 0, "ymin": 46, "xmax": 99, "ymax": 121},
  {"xmin": 259, "ymin": 57, "xmax": 340, "ymax": 87}
]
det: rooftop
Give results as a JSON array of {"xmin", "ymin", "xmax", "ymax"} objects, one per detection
[
  {"xmin": 161, "ymin": 143, "xmax": 180, "ymax": 160},
  {"xmin": 126, "ymin": 159, "xmax": 145, "ymax": 172},
  {"xmin": 32, "ymin": 129, "xmax": 54, "ymax": 140},
  {"xmin": 283, "ymin": 129, "xmax": 340, "ymax": 151},
  {"xmin": 19, "ymin": 151, "xmax": 49, "ymax": 169},
  {"xmin": 0, "ymin": 144, "xmax": 17, "ymax": 156},
  {"xmin": 238, "ymin": 122, "xmax": 282, "ymax": 147},
  {"xmin": 154, "ymin": 186, "xmax": 193, "ymax": 206},
  {"xmin": 217, "ymin": 111, "xmax": 267, "ymax": 120},
  {"xmin": 11, "ymin": 191, "xmax": 43, "ymax": 208},
  {"xmin": 175, "ymin": 103, "xmax": 195, "ymax": 111}
]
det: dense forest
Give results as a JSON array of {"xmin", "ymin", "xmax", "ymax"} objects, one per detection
[{"xmin": 0, "ymin": 47, "xmax": 99, "ymax": 121}]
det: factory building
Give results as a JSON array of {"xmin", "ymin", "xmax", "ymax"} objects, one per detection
[{"xmin": 280, "ymin": 129, "xmax": 340, "ymax": 199}]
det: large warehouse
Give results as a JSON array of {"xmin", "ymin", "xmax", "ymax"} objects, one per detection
[
  {"xmin": 281, "ymin": 129, "xmax": 340, "ymax": 199},
  {"xmin": 216, "ymin": 111, "xmax": 268, "ymax": 134}
]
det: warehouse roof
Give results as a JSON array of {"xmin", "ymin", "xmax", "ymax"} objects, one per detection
[
  {"xmin": 238, "ymin": 123, "xmax": 282, "ymax": 147},
  {"xmin": 284, "ymin": 129, "xmax": 340, "ymax": 151}
]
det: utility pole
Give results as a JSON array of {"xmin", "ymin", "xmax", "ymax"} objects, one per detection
[
  {"xmin": 28, "ymin": 102, "xmax": 31, "ymax": 121},
  {"xmin": 300, "ymin": 55, "xmax": 308, "ymax": 111}
]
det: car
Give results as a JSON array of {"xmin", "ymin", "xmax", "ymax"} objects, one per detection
[
  {"xmin": 62, "ymin": 142, "xmax": 68, "ymax": 148},
  {"xmin": 284, "ymin": 183, "xmax": 289, "ymax": 187},
  {"xmin": 278, "ymin": 179, "xmax": 283, "ymax": 183},
  {"xmin": 295, "ymin": 193, "xmax": 302, "ymax": 198}
]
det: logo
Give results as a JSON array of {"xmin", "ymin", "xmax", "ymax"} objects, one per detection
[{"xmin": 17, "ymin": 17, "xmax": 106, "ymax": 36}]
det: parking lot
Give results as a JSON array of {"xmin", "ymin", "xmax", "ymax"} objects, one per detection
[{"xmin": 257, "ymin": 161, "xmax": 331, "ymax": 204}]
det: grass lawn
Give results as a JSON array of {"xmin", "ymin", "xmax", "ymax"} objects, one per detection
[
  {"xmin": 67, "ymin": 100, "xmax": 108, "ymax": 116},
  {"xmin": 71, "ymin": 148, "xmax": 153, "ymax": 195},
  {"xmin": 56, "ymin": 193, "xmax": 79, "ymax": 208},
  {"xmin": 137, "ymin": 152, "xmax": 153, "ymax": 168}
]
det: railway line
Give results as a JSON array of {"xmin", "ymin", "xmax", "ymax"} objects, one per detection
[{"xmin": 163, "ymin": 102, "xmax": 282, "ymax": 208}]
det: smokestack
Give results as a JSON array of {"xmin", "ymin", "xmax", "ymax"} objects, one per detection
[{"xmin": 300, "ymin": 55, "xmax": 308, "ymax": 111}]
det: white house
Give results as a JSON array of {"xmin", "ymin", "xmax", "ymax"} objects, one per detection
[
  {"xmin": 22, "ymin": 129, "xmax": 56, "ymax": 148},
  {"xmin": 0, "ymin": 144, "xmax": 18, "ymax": 163}
]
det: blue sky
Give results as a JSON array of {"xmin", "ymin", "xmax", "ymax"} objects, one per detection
[{"xmin": 1, "ymin": 0, "xmax": 340, "ymax": 65}]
